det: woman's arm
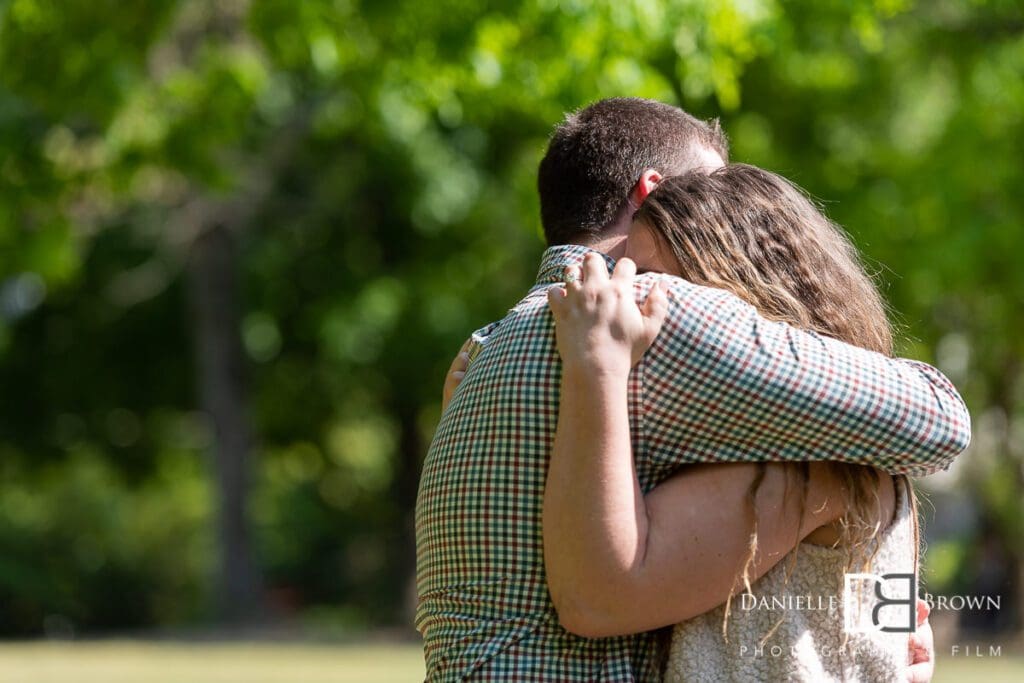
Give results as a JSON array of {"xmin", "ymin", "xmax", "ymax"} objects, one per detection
[{"xmin": 544, "ymin": 254, "xmax": 862, "ymax": 637}]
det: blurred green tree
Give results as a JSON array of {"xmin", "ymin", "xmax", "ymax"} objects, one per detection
[{"xmin": 0, "ymin": 0, "xmax": 1020, "ymax": 633}]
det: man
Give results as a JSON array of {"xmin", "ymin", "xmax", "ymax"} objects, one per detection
[{"xmin": 416, "ymin": 98, "xmax": 968, "ymax": 681}]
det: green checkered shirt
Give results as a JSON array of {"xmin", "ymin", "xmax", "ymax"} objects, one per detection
[{"xmin": 415, "ymin": 245, "xmax": 970, "ymax": 681}]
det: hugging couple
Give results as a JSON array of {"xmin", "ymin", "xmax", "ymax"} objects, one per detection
[{"xmin": 415, "ymin": 98, "xmax": 971, "ymax": 682}]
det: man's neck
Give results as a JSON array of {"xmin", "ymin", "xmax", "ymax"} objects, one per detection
[
  {"xmin": 577, "ymin": 234, "xmax": 627, "ymax": 259},
  {"xmin": 569, "ymin": 212, "xmax": 632, "ymax": 259}
]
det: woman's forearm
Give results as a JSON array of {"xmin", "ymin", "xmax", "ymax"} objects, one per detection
[{"xmin": 543, "ymin": 363, "xmax": 649, "ymax": 633}]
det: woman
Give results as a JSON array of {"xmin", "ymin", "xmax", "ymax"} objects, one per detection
[{"xmin": 544, "ymin": 164, "xmax": 919, "ymax": 681}]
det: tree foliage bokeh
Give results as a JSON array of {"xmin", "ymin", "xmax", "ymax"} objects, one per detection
[{"xmin": 0, "ymin": 0, "xmax": 1021, "ymax": 635}]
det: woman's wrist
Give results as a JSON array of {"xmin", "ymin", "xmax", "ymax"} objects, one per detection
[
  {"xmin": 558, "ymin": 341, "xmax": 633, "ymax": 372},
  {"xmin": 561, "ymin": 359, "xmax": 631, "ymax": 387}
]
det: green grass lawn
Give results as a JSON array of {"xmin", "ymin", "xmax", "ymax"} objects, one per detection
[
  {"xmin": 0, "ymin": 641, "xmax": 1020, "ymax": 682},
  {"xmin": 0, "ymin": 642, "xmax": 425, "ymax": 683}
]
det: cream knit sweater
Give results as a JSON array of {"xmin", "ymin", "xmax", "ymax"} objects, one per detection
[{"xmin": 666, "ymin": 481, "xmax": 916, "ymax": 682}]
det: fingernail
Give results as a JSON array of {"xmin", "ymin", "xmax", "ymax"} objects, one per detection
[{"xmin": 453, "ymin": 371, "xmax": 465, "ymax": 380}]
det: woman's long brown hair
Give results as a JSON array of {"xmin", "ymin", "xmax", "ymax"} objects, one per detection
[{"xmin": 636, "ymin": 163, "xmax": 916, "ymax": 639}]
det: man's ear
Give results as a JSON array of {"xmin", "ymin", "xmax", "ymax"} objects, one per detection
[{"xmin": 632, "ymin": 169, "xmax": 663, "ymax": 205}]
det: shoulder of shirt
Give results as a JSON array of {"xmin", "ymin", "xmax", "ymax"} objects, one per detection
[
  {"xmin": 634, "ymin": 271, "xmax": 710, "ymax": 299},
  {"xmin": 634, "ymin": 271, "xmax": 756, "ymax": 308},
  {"xmin": 469, "ymin": 287, "xmax": 550, "ymax": 343},
  {"xmin": 634, "ymin": 271, "xmax": 683, "ymax": 287}
]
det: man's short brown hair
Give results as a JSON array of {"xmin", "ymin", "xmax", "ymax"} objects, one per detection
[{"xmin": 538, "ymin": 98, "xmax": 729, "ymax": 246}]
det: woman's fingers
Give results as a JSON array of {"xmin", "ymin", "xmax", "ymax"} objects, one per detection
[
  {"xmin": 547, "ymin": 285, "xmax": 568, "ymax": 317},
  {"xmin": 442, "ymin": 343, "xmax": 473, "ymax": 410},
  {"xmin": 563, "ymin": 265, "xmax": 583, "ymax": 294},
  {"xmin": 641, "ymin": 280, "xmax": 670, "ymax": 344},
  {"xmin": 612, "ymin": 257, "xmax": 637, "ymax": 283},
  {"xmin": 446, "ymin": 351, "xmax": 469, "ymax": 380},
  {"xmin": 906, "ymin": 615, "xmax": 934, "ymax": 683},
  {"xmin": 550, "ymin": 254, "xmax": 669, "ymax": 370},
  {"xmin": 916, "ymin": 598, "xmax": 930, "ymax": 627},
  {"xmin": 582, "ymin": 252, "xmax": 609, "ymax": 286},
  {"xmin": 642, "ymin": 280, "xmax": 670, "ymax": 319}
]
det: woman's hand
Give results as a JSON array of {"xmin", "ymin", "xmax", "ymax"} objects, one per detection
[
  {"xmin": 907, "ymin": 600, "xmax": 935, "ymax": 683},
  {"xmin": 547, "ymin": 253, "xmax": 670, "ymax": 376},
  {"xmin": 441, "ymin": 339, "xmax": 472, "ymax": 412}
]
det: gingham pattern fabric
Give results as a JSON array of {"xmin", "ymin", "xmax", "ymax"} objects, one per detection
[{"xmin": 415, "ymin": 245, "xmax": 971, "ymax": 682}]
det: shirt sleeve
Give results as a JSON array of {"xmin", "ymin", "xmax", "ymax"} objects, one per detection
[{"xmin": 639, "ymin": 275, "xmax": 972, "ymax": 477}]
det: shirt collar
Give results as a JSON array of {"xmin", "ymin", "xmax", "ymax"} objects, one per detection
[{"xmin": 533, "ymin": 245, "xmax": 618, "ymax": 287}]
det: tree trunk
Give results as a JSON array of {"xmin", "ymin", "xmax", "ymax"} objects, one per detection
[
  {"xmin": 393, "ymin": 398, "xmax": 423, "ymax": 622},
  {"xmin": 187, "ymin": 224, "xmax": 263, "ymax": 624}
]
